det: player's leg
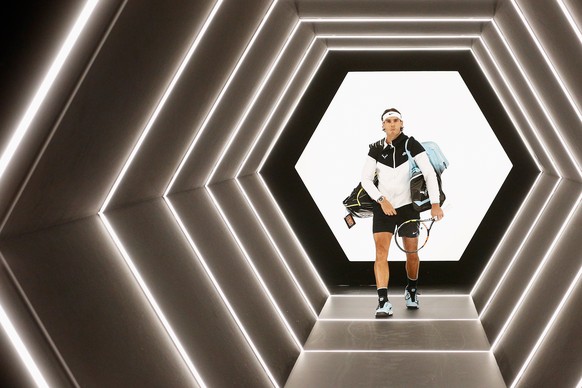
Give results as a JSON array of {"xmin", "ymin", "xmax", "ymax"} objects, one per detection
[
  {"xmin": 403, "ymin": 237, "xmax": 420, "ymax": 309},
  {"xmin": 374, "ymin": 232, "xmax": 393, "ymax": 317}
]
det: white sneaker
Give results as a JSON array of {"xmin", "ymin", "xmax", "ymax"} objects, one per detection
[
  {"xmin": 375, "ymin": 301, "xmax": 393, "ymax": 318},
  {"xmin": 405, "ymin": 288, "xmax": 419, "ymax": 309}
]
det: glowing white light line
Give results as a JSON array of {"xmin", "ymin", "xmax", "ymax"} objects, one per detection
[
  {"xmin": 492, "ymin": 190, "xmax": 582, "ymax": 351},
  {"xmin": 577, "ymin": 375, "xmax": 582, "ymax": 388},
  {"xmin": 257, "ymin": 43, "xmax": 327, "ymax": 172},
  {"xmin": 510, "ymin": 264, "xmax": 582, "ymax": 388},
  {"xmin": 328, "ymin": 47, "xmax": 471, "ymax": 51},
  {"xmin": 206, "ymin": 186, "xmax": 303, "ymax": 350},
  {"xmin": 164, "ymin": 197, "xmax": 280, "ymax": 388},
  {"xmin": 475, "ymin": 36, "xmax": 552, "ymax": 174},
  {"xmin": 165, "ymin": 0, "xmax": 277, "ymax": 197},
  {"xmin": 206, "ymin": 20, "xmax": 301, "ymax": 185},
  {"xmin": 0, "ymin": 302, "xmax": 49, "ymax": 388},
  {"xmin": 100, "ymin": 0, "xmax": 223, "ymax": 213},
  {"xmin": 99, "ymin": 213, "xmax": 206, "ymax": 387},
  {"xmin": 0, "ymin": 0, "xmax": 99, "ymax": 181},
  {"xmin": 491, "ymin": 21, "xmax": 580, "ymax": 178},
  {"xmin": 300, "ymin": 17, "xmax": 493, "ymax": 23},
  {"xmin": 511, "ymin": 0, "xmax": 582, "ymax": 124},
  {"xmin": 257, "ymin": 173, "xmax": 330, "ymax": 296},
  {"xmin": 479, "ymin": 177, "xmax": 561, "ymax": 320},
  {"xmin": 471, "ymin": 173, "xmax": 543, "ymax": 296},
  {"xmin": 316, "ymin": 34, "xmax": 480, "ymax": 39},
  {"xmin": 319, "ymin": 318, "xmax": 479, "ymax": 322},
  {"xmin": 557, "ymin": 0, "xmax": 582, "ymax": 45},
  {"xmin": 238, "ymin": 37, "xmax": 322, "ymax": 176},
  {"xmin": 235, "ymin": 178, "xmax": 318, "ymax": 319},
  {"xmin": 304, "ymin": 349, "xmax": 491, "ymax": 353},
  {"xmin": 330, "ymin": 294, "xmax": 469, "ymax": 298}
]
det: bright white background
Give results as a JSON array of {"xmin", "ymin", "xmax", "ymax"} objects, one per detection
[{"xmin": 296, "ymin": 71, "xmax": 512, "ymax": 261}]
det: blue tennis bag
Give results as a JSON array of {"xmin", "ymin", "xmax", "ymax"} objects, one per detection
[{"xmin": 405, "ymin": 139, "xmax": 448, "ymax": 211}]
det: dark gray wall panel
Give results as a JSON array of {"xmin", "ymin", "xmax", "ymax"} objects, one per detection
[
  {"xmin": 495, "ymin": 1, "xmax": 582, "ymax": 176},
  {"xmin": 0, "ymin": 216, "xmax": 196, "ymax": 387},
  {"xmin": 237, "ymin": 174, "xmax": 328, "ymax": 312},
  {"xmin": 324, "ymin": 37, "xmax": 475, "ymax": 48},
  {"xmin": 310, "ymin": 20, "xmax": 486, "ymax": 35},
  {"xmin": 167, "ymin": 188, "xmax": 300, "ymax": 386},
  {"xmin": 208, "ymin": 180, "xmax": 316, "ymax": 342},
  {"xmin": 481, "ymin": 178, "xmax": 581, "ymax": 341},
  {"xmin": 2, "ymin": 1, "xmax": 213, "ymax": 237},
  {"xmin": 103, "ymin": 198, "xmax": 272, "ymax": 388},
  {"xmin": 471, "ymin": 39, "xmax": 557, "ymax": 176},
  {"xmin": 215, "ymin": 22, "xmax": 314, "ymax": 181},
  {"xmin": 517, "ymin": 0, "xmax": 582, "ymax": 125},
  {"xmin": 0, "ymin": 0, "xmax": 125, "ymax": 230},
  {"xmin": 0, "ymin": 260, "xmax": 75, "ymax": 387},
  {"xmin": 494, "ymin": 184, "xmax": 582, "ymax": 384},
  {"xmin": 108, "ymin": 0, "xmax": 272, "ymax": 206},
  {"xmin": 472, "ymin": 173, "xmax": 558, "ymax": 312},
  {"xmin": 480, "ymin": 22, "xmax": 576, "ymax": 179},
  {"xmin": 515, "ymin": 271, "xmax": 582, "ymax": 388},
  {"xmin": 173, "ymin": 1, "xmax": 299, "ymax": 190},
  {"xmin": 239, "ymin": 40, "xmax": 327, "ymax": 175},
  {"xmin": 293, "ymin": 0, "xmax": 497, "ymax": 18}
]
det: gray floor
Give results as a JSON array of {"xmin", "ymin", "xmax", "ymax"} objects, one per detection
[{"xmin": 285, "ymin": 294, "xmax": 506, "ymax": 387}]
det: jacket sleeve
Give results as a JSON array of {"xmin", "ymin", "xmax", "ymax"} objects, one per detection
[
  {"xmin": 361, "ymin": 155, "xmax": 382, "ymax": 201},
  {"xmin": 414, "ymin": 152, "xmax": 440, "ymax": 205}
]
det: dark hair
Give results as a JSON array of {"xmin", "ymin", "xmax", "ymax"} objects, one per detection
[
  {"xmin": 380, "ymin": 108, "xmax": 404, "ymax": 130},
  {"xmin": 380, "ymin": 108, "xmax": 402, "ymax": 121}
]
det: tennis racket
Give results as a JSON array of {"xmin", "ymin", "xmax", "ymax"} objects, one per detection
[{"xmin": 394, "ymin": 217, "xmax": 438, "ymax": 253}]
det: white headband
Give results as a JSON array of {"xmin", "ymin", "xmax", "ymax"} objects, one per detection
[{"xmin": 382, "ymin": 111, "xmax": 402, "ymax": 121}]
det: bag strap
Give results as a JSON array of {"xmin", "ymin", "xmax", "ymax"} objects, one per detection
[{"xmin": 404, "ymin": 138, "xmax": 420, "ymax": 176}]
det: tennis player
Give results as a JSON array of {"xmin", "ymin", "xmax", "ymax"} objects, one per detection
[{"xmin": 361, "ymin": 108, "xmax": 444, "ymax": 318}]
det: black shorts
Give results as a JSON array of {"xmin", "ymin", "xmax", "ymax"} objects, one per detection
[{"xmin": 372, "ymin": 203, "xmax": 420, "ymax": 236}]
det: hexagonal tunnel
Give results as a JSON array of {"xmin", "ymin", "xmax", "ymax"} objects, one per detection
[{"xmin": 0, "ymin": 1, "xmax": 580, "ymax": 387}]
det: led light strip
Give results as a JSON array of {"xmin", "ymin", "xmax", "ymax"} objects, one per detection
[
  {"xmin": 328, "ymin": 47, "xmax": 472, "ymax": 51},
  {"xmin": 235, "ymin": 179, "xmax": 319, "ymax": 319},
  {"xmin": 511, "ymin": 0, "xmax": 582, "ymax": 123},
  {"xmin": 304, "ymin": 349, "xmax": 492, "ymax": 353},
  {"xmin": 205, "ymin": 20, "xmax": 301, "ymax": 185},
  {"xmin": 478, "ymin": 177, "xmax": 561, "ymax": 320},
  {"xmin": 165, "ymin": 0, "xmax": 279, "ymax": 196},
  {"xmin": 471, "ymin": 173, "xmax": 543, "ymax": 297},
  {"xmin": 330, "ymin": 294, "xmax": 470, "ymax": 298},
  {"xmin": 0, "ymin": 301, "xmax": 49, "ymax": 388},
  {"xmin": 474, "ymin": 36, "xmax": 552, "ymax": 174},
  {"xmin": 491, "ymin": 20, "xmax": 580, "ymax": 178},
  {"xmin": 318, "ymin": 318, "xmax": 480, "ymax": 322},
  {"xmin": 492, "ymin": 190, "xmax": 582, "ymax": 351},
  {"xmin": 510, "ymin": 263, "xmax": 582, "ymax": 388},
  {"xmin": 257, "ymin": 173, "xmax": 330, "ymax": 296},
  {"xmin": 164, "ymin": 197, "xmax": 280, "ymax": 387},
  {"xmin": 299, "ymin": 17, "xmax": 493, "ymax": 23},
  {"xmin": 205, "ymin": 186, "xmax": 303, "ymax": 350},
  {"xmin": 100, "ymin": 0, "xmax": 223, "ymax": 212},
  {"xmin": 0, "ymin": 0, "xmax": 99, "ymax": 182},
  {"xmin": 316, "ymin": 34, "xmax": 481, "ymax": 39},
  {"xmin": 99, "ymin": 213, "xmax": 206, "ymax": 387},
  {"xmin": 557, "ymin": 0, "xmax": 582, "ymax": 45}
]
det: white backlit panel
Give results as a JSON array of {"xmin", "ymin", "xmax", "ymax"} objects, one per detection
[{"xmin": 296, "ymin": 71, "xmax": 512, "ymax": 261}]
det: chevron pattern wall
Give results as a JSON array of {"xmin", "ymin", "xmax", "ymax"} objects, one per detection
[{"xmin": 0, "ymin": 1, "xmax": 580, "ymax": 387}]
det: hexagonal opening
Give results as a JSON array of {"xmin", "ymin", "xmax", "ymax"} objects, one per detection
[{"xmin": 296, "ymin": 71, "xmax": 512, "ymax": 262}]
